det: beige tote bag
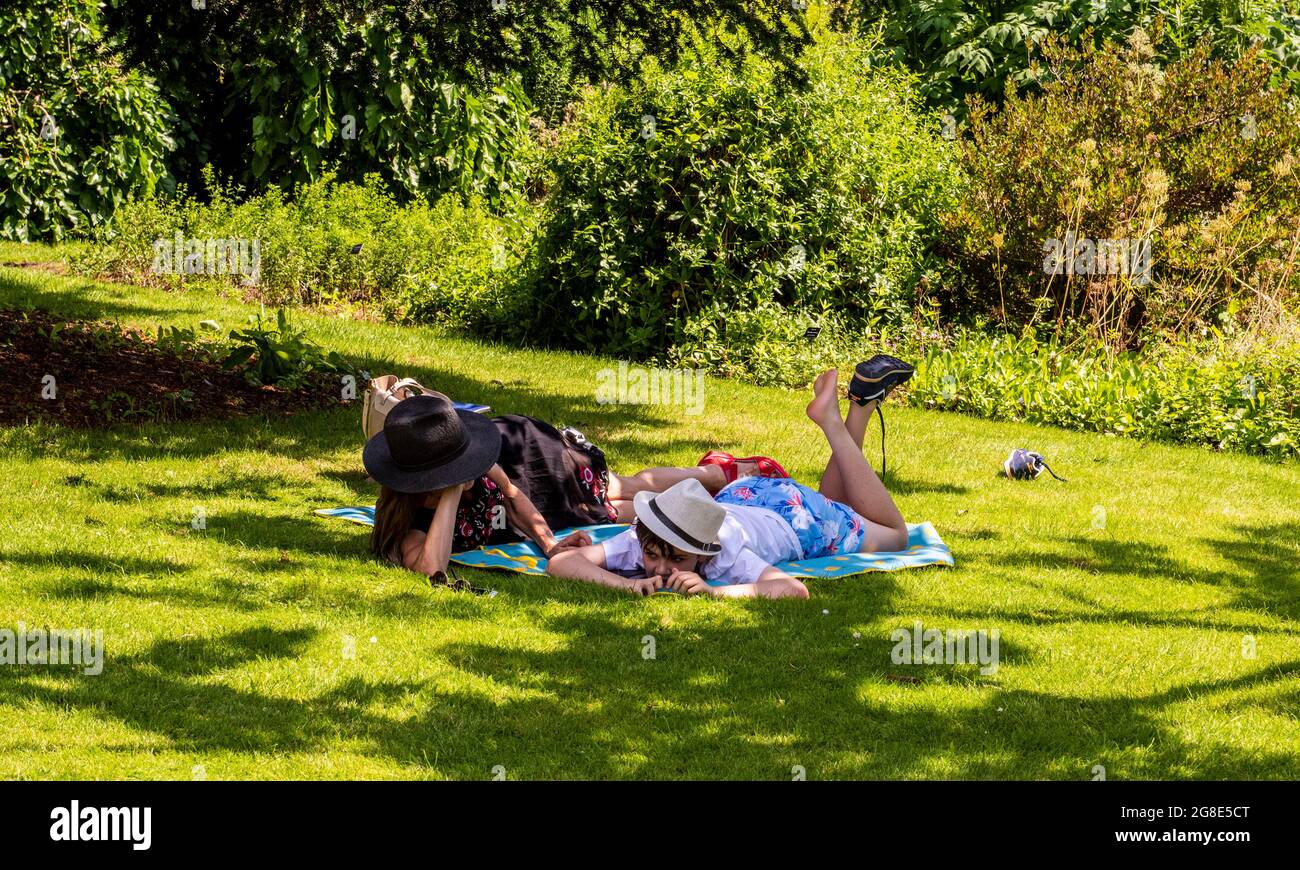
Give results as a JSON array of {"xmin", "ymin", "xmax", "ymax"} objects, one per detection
[{"xmin": 361, "ymin": 375, "xmax": 449, "ymax": 441}]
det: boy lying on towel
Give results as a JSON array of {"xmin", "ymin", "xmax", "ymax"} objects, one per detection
[{"xmin": 548, "ymin": 358, "xmax": 916, "ymax": 599}]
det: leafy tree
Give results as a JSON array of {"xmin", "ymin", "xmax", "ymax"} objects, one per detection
[
  {"xmin": 0, "ymin": 0, "xmax": 173, "ymax": 240},
  {"xmin": 850, "ymin": 0, "xmax": 1300, "ymax": 112},
  {"xmin": 100, "ymin": 0, "xmax": 816, "ymax": 202}
]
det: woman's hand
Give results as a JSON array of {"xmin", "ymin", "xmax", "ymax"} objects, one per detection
[{"xmin": 544, "ymin": 530, "xmax": 592, "ymax": 557}]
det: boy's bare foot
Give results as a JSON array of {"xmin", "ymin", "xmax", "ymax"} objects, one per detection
[{"xmin": 806, "ymin": 369, "xmax": 843, "ymax": 429}]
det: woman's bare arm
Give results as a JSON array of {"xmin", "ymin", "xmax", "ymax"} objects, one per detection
[
  {"xmin": 486, "ymin": 465, "xmax": 566, "ymax": 555},
  {"xmin": 400, "ymin": 485, "xmax": 462, "ymax": 577}
]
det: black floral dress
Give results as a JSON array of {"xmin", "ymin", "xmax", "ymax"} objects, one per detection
[{"xmin": 410, "ymin": 415, "xmax": 618, "ymax": 552}]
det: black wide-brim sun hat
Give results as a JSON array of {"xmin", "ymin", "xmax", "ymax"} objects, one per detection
[{"xmin": 363, "ymin": 394, "xmax": 501, "ymax": 493}]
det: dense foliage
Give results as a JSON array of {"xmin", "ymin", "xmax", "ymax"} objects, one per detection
[
  {"xmin": 0, "ymin": 0, "xmax": 173, "ymax": 240},
  {"xmin": 510, "ymin": 29, "xmax": 961, "ymax": 358},
  {"xmin": 941, "ymin": 31, "xmax": 1300, "ymax": 349}
]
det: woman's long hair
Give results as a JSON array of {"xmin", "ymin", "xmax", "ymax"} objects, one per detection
[{"xmin": 371, "ymin": 486, "xmax": 426, "ymax": 565}]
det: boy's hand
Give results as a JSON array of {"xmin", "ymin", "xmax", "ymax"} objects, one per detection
[
  {"xmin": 667, "ymin": 570, "xmax": 712, "ymax": 596},
  {"xmin": 625, "ymin": 576, "xmax": 661, "ymax": 596}
]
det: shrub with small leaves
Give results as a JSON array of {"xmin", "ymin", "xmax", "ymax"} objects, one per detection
[
  {"xmin": 511, "ymin": 27, "xmax": 961, "ymax": 359},
  {"xmin": 942, "ymin": 31, "xmax": 1300, "ymax": 348}
]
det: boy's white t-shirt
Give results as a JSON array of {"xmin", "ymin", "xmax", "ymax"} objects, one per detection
[{"xmin": 602, "ymin": 503, "xmax": 802, "ymax": 585}]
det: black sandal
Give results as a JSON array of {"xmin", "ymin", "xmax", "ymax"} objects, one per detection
[
  {"xmin": 847, "ymin": 354, "xmax": 916, "ymax": 406},
  {"xmin": 846, "ymin": 354, "xmax": 915, "ymax": 480}
]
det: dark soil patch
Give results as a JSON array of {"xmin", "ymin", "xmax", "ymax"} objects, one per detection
[
  {"xmin": 1, "ymin": 308, "xmax": 350, "ymax": 429},
  {"xmin": 7, "ymin": 261, "xmax": 69, "ymax": 276}
]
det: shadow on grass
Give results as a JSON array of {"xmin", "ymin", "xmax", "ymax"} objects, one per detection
[
  {"xmin": 962, "ymin": 521, "xmax": 1300, "ymax": 622},
  {"xmin": 2, "ymin": 594, "xmax": 1296, "ymax": 778},
  {"xmin": 407, "ymin": 611, "xmax": 1300, "ymax": 778},
  {"xmin": 0, "ymin": 625, "xmax": 425, "ymax": 756},
  {"xmin": 851, "ymin": 661, "xmax": 1300, "ymax": 779},
  {"xmin": 33, "ymin": 560, "xmax": 506, "ymax": 621},
  {"xmin": 70, "ymin": 471, "xmax": 326, "ymax": 505},
  {"xmin": 0, "ymin": 274, "xmax": 215, "ymax": 322},
  {"xmin": 210, "ymin": 509, "xmax": 369, "ymax": 557},
  {"xmin": 4, "ymin": 550, "xmax": 188, "ymax": 578},
  {"xmin": 44, "ymin": 575, "xmax": 270, "ymax": 614},
  {"xmin": 1, "ymin": 408, "xmax": 361, "ymax": 463},
  {"xmin": 1209, "ymin": 521, "xmax": 1300, "ymax": 620}
]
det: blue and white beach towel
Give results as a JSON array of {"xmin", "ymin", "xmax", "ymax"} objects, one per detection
[{"xmin": 316, "ymin": 507, "xmax": 954, "ymax": 582}]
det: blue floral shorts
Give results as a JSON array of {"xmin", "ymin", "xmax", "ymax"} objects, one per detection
[{"xmin": 714, "ymin": 476, "xmax": 866, "ymax": 558}]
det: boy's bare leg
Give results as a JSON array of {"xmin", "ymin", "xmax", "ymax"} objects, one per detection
[{"xmin": 806, "ymin": 369, "xmax": 908, "ymax": 551}]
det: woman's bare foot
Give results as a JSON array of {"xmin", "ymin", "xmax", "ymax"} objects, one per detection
[
  {"xmin": 806, "ymin": 369, "xmax": 843, "ymax": 430},
  {"xmin": 697, "ymin": 459, "xmax": 761, "ymax": 490}
]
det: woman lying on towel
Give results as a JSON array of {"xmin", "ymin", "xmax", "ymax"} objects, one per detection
[
  {"xmin": 362, "ymin": 394, "xmax": 787, "ymax": 580},
  {"xmin": 547, "ymin": 357, "xmax": 916, "ymax": 599}
]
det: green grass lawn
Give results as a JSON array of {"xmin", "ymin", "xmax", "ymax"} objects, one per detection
[{"xmin": 2, "ymin": 245, "xmax": 1298, "ymax": 780}]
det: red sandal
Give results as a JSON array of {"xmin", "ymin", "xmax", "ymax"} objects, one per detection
[{"xmin": 697, "ymin": 450, "xmax": 790, "ymax": 484}]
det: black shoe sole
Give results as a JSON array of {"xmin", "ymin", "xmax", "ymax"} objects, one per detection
[{"xmin": 849, "ymin": 356, "xmax": 915, "ymax": 404}]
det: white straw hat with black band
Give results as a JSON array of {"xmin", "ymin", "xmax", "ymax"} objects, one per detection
[{"xmin": 631, "ymin": 478, "xmax": 725, "ymax": 556}]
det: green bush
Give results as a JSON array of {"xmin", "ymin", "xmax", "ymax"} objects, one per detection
[
  {"xmin": 223, "ymin": 308, "xmax": 355, "ymax": 389},
  {"xmin": 510, "ymin": 27, "xmax": 961, "ymax": 359},
  {"xmin": 0, "ymin": 0, "xmax": 174, "ymax": 240},
  {"xmin": 942, "ymin": 31, "xmax": 1300, "ymax": 347},
  {"xmin": 78, "ymin": 171, "xmax": 528, "ymax": 326},
  {"xmin": 908, "ymin": 328, "xmax": 1300, "ymax": 458}
]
